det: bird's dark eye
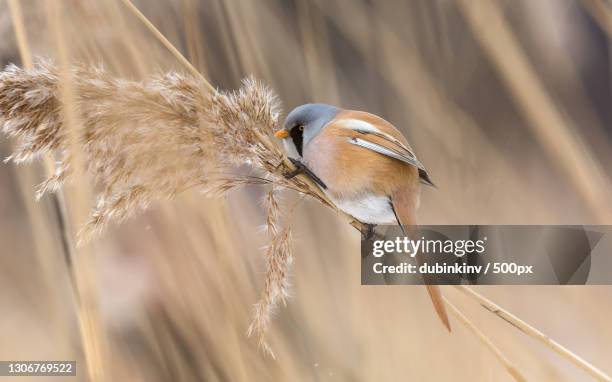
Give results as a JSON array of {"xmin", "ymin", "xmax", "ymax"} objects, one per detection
[{"xmin": 298, "ymin": 125, "xmax": 304, "ymax": 131}]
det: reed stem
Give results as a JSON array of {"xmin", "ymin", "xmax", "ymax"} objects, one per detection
[
  {"xmin": 443, "ymin": 297, "xmax": 527, "ymax": 382},
  {"xmin": 118, "ymin": 0, "xmax": 365, "ymax": 232},
  {"xmin": 454, "ymin": 286, "xmax": 611, "ymax": 381},
  {"xmin": 45, "ymin": 1, "xmax": 106, "ymax": 380}
]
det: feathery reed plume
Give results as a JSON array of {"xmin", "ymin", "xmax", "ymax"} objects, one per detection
[
  {"xmin": 247, "ymin": 188, "xmax": 294, "ymax": 357},
  {"xmin": 0, "ymin": 61, "xmax": 309, "ymax": 241},
  {"xmin": 0, "ymin": 59, "xmax": 316, "ymax": 354}
]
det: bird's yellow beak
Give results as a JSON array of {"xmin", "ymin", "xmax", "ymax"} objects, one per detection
[{"xmin": 274, "ymin": 129, "xmax": 289, "ymax": 139}]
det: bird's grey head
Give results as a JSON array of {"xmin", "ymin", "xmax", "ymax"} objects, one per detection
[{"xmin": 281, "ymin": 103, "xmax": 340, "ymax": 159}]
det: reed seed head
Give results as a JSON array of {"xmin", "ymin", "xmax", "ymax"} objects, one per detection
[{"xmin": 0, "ymin": 59, "xmax": 317, "ymax": 355}]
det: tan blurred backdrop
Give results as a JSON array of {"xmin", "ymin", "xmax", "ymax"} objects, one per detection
[{"xmin": 0, "ymin": 0, "xmax": 611, "ymax": 381}]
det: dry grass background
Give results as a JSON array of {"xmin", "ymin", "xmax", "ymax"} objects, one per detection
[{"xmin": 0, "ymin": 0, "xmax": 611, "ymax": 381}]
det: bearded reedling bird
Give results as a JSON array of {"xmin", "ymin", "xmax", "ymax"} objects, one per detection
[{"xmin": 274, "ymin": 103, "xmax": 450, "ymax": 332}]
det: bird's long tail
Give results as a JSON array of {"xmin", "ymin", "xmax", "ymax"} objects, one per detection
[
  {"xmin": 390, "ymin": 191, "xmax": 451, "ymax": 332},
  {"xmin": 424, "ymin": 283, "xmax": 451, "ymax": 332}
]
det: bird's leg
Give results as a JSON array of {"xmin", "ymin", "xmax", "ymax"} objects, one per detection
[
  {"xmin": 282, "ymin": 159, "xmax": 303, "ymax": 180},
  {"xmin": 361, "ymin": 223, "xmax": 377, "ymax": 241},
  {"xmin": 360, "ymin": 223, "xmax": 377, "ymax": 259},
  {"xmin": 284, "ymin": 158, "xmax": 327, "ymax": 189}
]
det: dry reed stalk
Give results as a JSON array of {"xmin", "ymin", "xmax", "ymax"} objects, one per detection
[
  {"xmin": 4, "ymin": 0, "xmax": 72, "ymax": 337},
  {"xmin": 296, "ymin": 0, "xmax": 340, "ymax": 103},
  {"xmin": 6, "ymin": 0, "xmax": 75, "ymax": 262},
  {"xmin": 181, "ymin": 0, "xmax": 209, "ymax": 75},
  {"xmin": 443, "ymin": 297, "xmax": 527, "ymax": 382},
  {"xmin": 119, "ymin": 3, "xmax": 612, "ymax": 378},
  {"xmin": 457, "ymin": 0, "xmax": 612, "ymax": 224},
  {"xmin": 308, "ymin": 6, "xmax": 611, "ymax": 377},
  {"xmin": 0, "ymin": 1, "xmax": 541, "ymax": 369},
  {"xmin": 118, "ymin": 0, "xmax": 359, "ymax": 229},
  {"xmin": 115, "ymin": 0, "xmax": 368, "ymax": 354},
  {"xmin": 0, "ymin": 59, "xmax": 319, "ymax": 354},
  {"xmin": 6, "ymin": 0, "xmax": 83, "ymax": 365},
  {"xmin": 46, "ymin": 1, "xmax": 105, "ymax": 380},
  {"xmin": 5, "ymin": 3, "xmax": 600, "ymax": 376},
  {"xmin": 6, "ymin": 0, "xmax": 62, "ymax": 259},
  {"xmin": 312, "ymin": 0, "xmax": 529, "ymax": 222},
  {"xmin": 7, "ymin": 0, "xmax": 32, "ymax": 68},
  {"xmin": 116, "ymin": 2, "xmax": 522, "ymax": 369},
  {"xmin": 118, "ymin": 0, "xmax": 213, "ymax": 89},
  {"xmin": 581, "ymin": 0, "xmax": 612, "ymax": 38},
  {"xmin": 453, "ymin": 286, "xmax": 612, "ymax": 382}
]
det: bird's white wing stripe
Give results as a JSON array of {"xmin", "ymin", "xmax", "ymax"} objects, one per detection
[
  {"xmin": 338, "ymin": 118, "xmax": 415, "ymax": 157},
  {"xmin": 337, "ymin": 118, "xmax": 380, "ymax": 134},
  {"xmin": 348, "ymin": 137, "xmax": 425, "ymax": 170}
]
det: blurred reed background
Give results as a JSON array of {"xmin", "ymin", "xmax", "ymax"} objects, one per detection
[{"xmin": 0, "ymin": 0, "xmax": 611, "ymax": 381}]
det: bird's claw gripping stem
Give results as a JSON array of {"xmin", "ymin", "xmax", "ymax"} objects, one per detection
[{"xmin": 284, "ymin": 158, "xmax": 328, "ymax": 190}]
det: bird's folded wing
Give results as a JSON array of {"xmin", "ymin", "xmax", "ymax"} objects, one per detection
[
  {"xmin": 345, "ymin": 129, "xmax": 435, "ymax": 186},
  {"xmin": 348, "ymin": 136, "xmax": 425, "ymax": 170}
]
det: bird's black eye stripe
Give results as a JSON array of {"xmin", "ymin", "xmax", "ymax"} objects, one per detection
[{"xmin": 290, "ymin": 125, "xmax": 304, "ymax": 156}]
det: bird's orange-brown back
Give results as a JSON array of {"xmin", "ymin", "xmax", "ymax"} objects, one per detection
[{"xmin": 303, "ymin": 110, "xmax": 419, "ymax": 199}]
